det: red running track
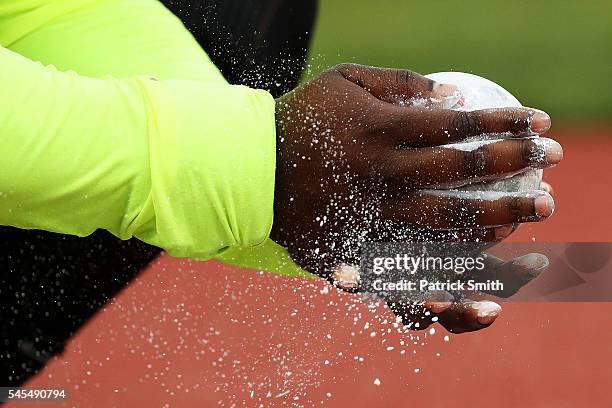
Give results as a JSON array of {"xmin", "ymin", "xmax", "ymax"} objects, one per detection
[{"xmin": 12, "ymin": 126, "xmax": 612, "ymax": 407}]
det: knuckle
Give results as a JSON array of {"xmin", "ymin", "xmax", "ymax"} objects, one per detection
[
  {"xmin": 460, "ymin": 199, "xmax": 481, "ymax": 227},
  {"xmin": 332, "ymin": 62, "xmax": 357, "ymax": 74},
  {"xmin": 466, "ymin": 111, "xmax": 485, "ymax": 135},
  {"xmin": 395, "ymin": 69, "xmax": 415, "ymax": 85},
  {"xmin": 466, "ymin": 146, "xmax": 489, "ymax": 177},
  {"xmin": 507, "ymin": 196, "xmax": 525, "ymax": 219},
  {"xmin": 327, "ymin": 63, "xmax": 358, "ymax": 83},
  {"xmin": 451, "ymin": 111, "xmax": 470, "ymax": 134},
  {"xmin": 451, "ymin": 111, "xmax": 484, "ymax": 137},
  {"xmin": 521, "ymin": 139, "xmax": 538, "ymax": 165},
  {"xmin": 396, "ymin": 70, "xmax": 434, "ymax": 95},
  {"xmin": 393, "ymin": 70, "xmax": 434, "ymax": 94},
  {"xmin": 438, "ymin": 196, "xmax": 478, "ymax": 228},
  {"xmin": 332, "ymin": 63, "xmax": 368, "ymax": 83},
  {"xmin": 506, "ymin": 109, "xmax": 529, "ymax": 133}
]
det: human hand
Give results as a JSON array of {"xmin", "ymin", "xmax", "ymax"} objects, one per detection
[
  {"xmin": 332, "ymin": 180, "xmax": 556, "ymax": 334},
  {"xmin": 383, "ymin": 250, "xmax": 550, "ymax": 334},
  {"xmin": 271, "ymin": 63, "xmax": 562, "ymax": 282}
]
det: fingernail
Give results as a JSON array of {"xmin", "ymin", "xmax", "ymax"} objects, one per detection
[
  {"xmin": 472, "ymin": 301, "xmax": 501, "ymax": 325},
  {"xmin": 527, "ymin": 138, "xmax": 563, "ymax": 167},
  {"xmin": 477, "ymin": 314, "xmax": 498, "ymax": 325},
  {"xmin": 432, "ymin": 82, "xmax": 458, "ymax": 98},
  {"xmin": 512, "ymin": 253, "xmax": 550, "ymax": 271},
  {"xmin": 540, "ymin": 181, "xmax": 554, "ymax": 195},
  {"xmin": 494, "ymin": 225, "xmax": 514, "ymax": 240},
  {"xmin": 332, "ymin": 264, "xmax": 360, "ymax": 290},
  {"xmin": 528, "ymin": 109, "xmax": 551, "ymax": 134},
  {"xmin": 428, "ymin": 301, "xmax": 452, "ymax": 314},
  {"xmin": 534, "ymin": 193, "xmax": 555, "ymax": 218},
  {"xmin": 544, "ymin": 139, "xmax": 563, "ymax": 164}
]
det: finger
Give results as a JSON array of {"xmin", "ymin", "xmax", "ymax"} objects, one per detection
[
  {"xmin": 388, "ymin": 302, "xmax": 436, "ymax": 331},
  {"xmin": 334, "ymin": 63, "xmax": 458, "ymax": 104},
  {"xmin": 440, "ymin": 225, "xmax": 516, "ymax": 243},
  {"xmin": 376, "ymin": 222, "xmax": 516, "ymax": 243},
  {"xmin": 381, "ymin": 190, "xmax": 555, "ymax": 229},
  {"xmin": 468, "ymin": 253, "xmax": 549, "ymax": 297},
  {"xmin": 423, "ymin": 290, "xmax": 455, "ymax": 313},
  {"xmin": 331, "ymin": 264, "xmax": 361, "ymax": 292},
  {"xmin": 381, "ymin": 106, "xmax": 551, "ymax": 147},
  {"xmin": 437, "ymin": 300, "xmax": 502, "ymax": 334},
  {"xmin": 379, "ymin": 137, "xmax": 563, "ymax": 189},
  {"xmin": 540, "ymin": 181, "xmax": 554, "ymax": 196},
  {"xmin": 387, "ymin": 290, "xmax": 455, "ymax": 331}
]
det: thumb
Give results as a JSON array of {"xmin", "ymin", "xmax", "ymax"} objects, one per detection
[{"xmin": 334, "ymin": 63, "xmax": 458, "ymax": 106}]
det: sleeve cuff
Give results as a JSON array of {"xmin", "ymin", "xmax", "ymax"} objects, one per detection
[{"xmin": 132, "ymin": 77, "xmax": 276, "ymax": 259}]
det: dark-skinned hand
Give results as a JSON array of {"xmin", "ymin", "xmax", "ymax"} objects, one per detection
[{"xmin": 270, "ymin": 63, "xmax": 562, "ymax": 333}]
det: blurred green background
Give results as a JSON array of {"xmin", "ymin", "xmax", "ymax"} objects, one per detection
[{"xmin": 305, "ymin": 0, "xmax": 612, "ymax": 121}]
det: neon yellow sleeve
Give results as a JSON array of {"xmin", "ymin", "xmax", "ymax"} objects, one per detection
[
  {"xmin": 0, "ymin": 3, "xmax": 277, "ymax": 260},
  {"xmin": 0, "ymin": 0, "xmax": 309, "ymax": 275},
  {"xmin": 0, "ymin": 0, "xmax": 225, "ymax": 82}
]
